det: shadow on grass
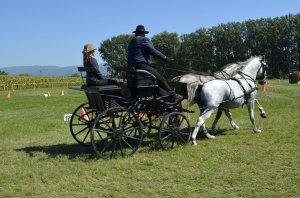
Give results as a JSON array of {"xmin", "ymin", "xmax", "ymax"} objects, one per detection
[
  {"xmin": 16, "ymin": 128, "xmax": 234, "ymax": 160},
  {"xmin": 15, "ymin": 136, "xmax": 164, "ymax": 160},
  {"xmin": 16, "ymin": 143, "xmax": 97, "ymax": 160}
]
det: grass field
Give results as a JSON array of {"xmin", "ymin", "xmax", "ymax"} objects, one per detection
[{"xmin": 0, "ymin": 80, "xmax": 299, "ymax": 197}]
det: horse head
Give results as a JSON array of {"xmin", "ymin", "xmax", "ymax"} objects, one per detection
[{"xmin": 257, "ymin": 56, "xmax": 268, "ymax": 85}]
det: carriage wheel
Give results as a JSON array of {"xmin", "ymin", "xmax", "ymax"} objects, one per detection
[
  {"xmin": 90, "ymin": 107, "xmax": 143, "ymax": 159},
  {"xmin": 158, "ymin": 112, "xmax": 191, "ymax": 150},
  {"xmin": 69, "ymin": 103, "xmax": 96, "ymax": 146}
]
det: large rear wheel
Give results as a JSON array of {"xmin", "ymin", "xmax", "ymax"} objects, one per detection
[{"xmin": 90, "ymin": 107, "xmax": 143, "ymax": 159}]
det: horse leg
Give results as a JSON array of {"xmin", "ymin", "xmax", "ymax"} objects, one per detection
[
  {"xmin": 255, "ymin": 99, "xmax": 267, "ymax": 118},
  {"xmin": 211, "ymin": 108, "xmax": 223, "ymax": 133},
  {"xmin": 247, "ymin": 101, "xmax": 262, "ymax": 133},
  {"xmin": 192, "ymin": 107, "xmax": 216, "ymax": 146},
  {"xmin": 224, "ymin": 109, "xmax": 239, "ymax": 130}
]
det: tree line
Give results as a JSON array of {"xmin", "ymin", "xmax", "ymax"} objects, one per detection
[{"xmin": 99, "ymin": 13, "xmax": 300, "ymax": 79}]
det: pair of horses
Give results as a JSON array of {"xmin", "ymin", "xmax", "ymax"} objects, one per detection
[{"xmin": 172, "ymin": 56, "xmax": 268, "ymax": 145}]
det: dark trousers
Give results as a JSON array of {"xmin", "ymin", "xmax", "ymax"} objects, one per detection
[{"xmin": 135, "ymin": 64, "xmax": 174, "ymax": 97}]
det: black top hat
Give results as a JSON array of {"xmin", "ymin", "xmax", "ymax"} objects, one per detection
[{"xmin": 132, "ymin": 25, "xmax": 149, "ymax": 34}]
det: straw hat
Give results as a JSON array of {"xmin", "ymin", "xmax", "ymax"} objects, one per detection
[{"xmin": 82, "ymin": 43, "xmax": 96, "ymax": 53}]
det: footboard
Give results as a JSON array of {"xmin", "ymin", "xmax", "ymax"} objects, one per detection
[{"xmin": 169, "ymin": 82, "xmax": 188, "ymax": 99}]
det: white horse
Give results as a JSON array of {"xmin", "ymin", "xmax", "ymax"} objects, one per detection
[
  {"xmin": 189, "ymin": 56, "xmax": 267, "ymax": 145},
  {"xmin": 172, "ymin": 60, "xmax": 267, "ymax": 134}
]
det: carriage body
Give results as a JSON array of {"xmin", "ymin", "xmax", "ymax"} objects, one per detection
[{"xmin": 69, "ymin": 66, "xmax": 192, "ymax": 159}]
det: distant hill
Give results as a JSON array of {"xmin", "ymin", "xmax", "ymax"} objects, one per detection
[{"xmin": 0, "ymin": 65, "xmax": 108, "ymax": 76}]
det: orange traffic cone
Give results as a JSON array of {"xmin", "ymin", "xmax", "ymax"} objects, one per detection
[
  {"xmin": 138, "ymin": 113, "xmax": 145, "ymax": 118},
  {"xmin": 261, "ymin": 84, "xmax": 266, "ymax": 92},
  {"xmin": 80, "ymin": 107, "xmax": 89, "ymax": 121},
  {"xmin": 47, "ymin": 91, "xmax": 52, "ymax": 97},
  {"xmin": 60, "ymin": 89, "xmax": 65, "ymax": 96},
  {"xmin": 6, "ymin": 91, "xmax": 11, "ymax": 99}
]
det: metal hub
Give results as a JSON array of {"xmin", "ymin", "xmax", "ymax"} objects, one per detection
[{"xmin": 112, "ymin": 129, "xmax": 123, "ymax": 140}]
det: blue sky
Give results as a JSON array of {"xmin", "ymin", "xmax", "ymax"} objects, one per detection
[{"xmin": 0, "ymin": 0, "xmax": 299, "ymax": 67}]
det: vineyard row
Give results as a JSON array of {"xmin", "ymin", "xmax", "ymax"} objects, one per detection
[{"xmin": 0, "ymin": 81, "xmax": 83, "ymax": 91}]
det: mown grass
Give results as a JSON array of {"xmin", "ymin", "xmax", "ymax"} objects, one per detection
[{"xmin": 0, "ymin": 80, "xmax": 299, "ymax": 197}]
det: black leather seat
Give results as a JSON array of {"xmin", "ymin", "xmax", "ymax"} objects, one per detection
[{"xmin": 126, "ymin": 69, "xmax": 159, "ymax": 99}]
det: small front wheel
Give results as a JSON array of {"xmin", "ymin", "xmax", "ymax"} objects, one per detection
[
  {"xmin": 69, "ymin": 103, "xmax": 96, "ymax": 146},
  {"xmin": 159, "ymin": 112, "xmax": 191, "ymax": 150}
]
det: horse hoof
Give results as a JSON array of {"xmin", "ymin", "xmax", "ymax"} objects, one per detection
[
  {"xmin": 254, "ymin": 129, "xmax": 262, "ymax": 133},
  {"xmin": 192, "ymin": 140, "xmax": 197, "ymax": 146},
  {"xmin": 206, "ymin": 134, "xmax": 216, "ymax": 139},
  {"xmin": 260, "ymin": 113, "xmax": 267, "ymax": 118},
  {"xmin": 233, "ymin": 125, "xmax": 239, "ymax": 130}
]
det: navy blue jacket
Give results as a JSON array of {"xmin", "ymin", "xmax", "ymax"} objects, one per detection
[{"xmin": 127, "ymin": 36, "xmax": 167, "ymax": 66}]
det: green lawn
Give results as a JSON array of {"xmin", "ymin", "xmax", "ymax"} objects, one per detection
[{"xmin": 0, "ymin": 80, "xmax": 299, "ymax": 197}]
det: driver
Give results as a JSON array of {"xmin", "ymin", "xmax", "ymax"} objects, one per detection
[{"xmin": 127, "ymin": 25, "xmax": 183, "ymax": 102}]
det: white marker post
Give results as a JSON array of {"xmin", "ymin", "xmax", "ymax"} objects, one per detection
[{"xmin": 64, "ymin": 114, "xmax": 72, "ymax": 121}]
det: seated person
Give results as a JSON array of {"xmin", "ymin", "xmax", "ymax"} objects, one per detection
[
  {"xmin": 127, "ymin": 25, "xmax": 183, "ymax": 102},
  {"xmin": 82, "ymin": 43, "xmax": 117, "ymax": 86}
]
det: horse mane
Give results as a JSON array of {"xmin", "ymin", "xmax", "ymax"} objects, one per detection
[{"xmin": 215, "ymin": 56, "xmax": 260, "ymax": 78}]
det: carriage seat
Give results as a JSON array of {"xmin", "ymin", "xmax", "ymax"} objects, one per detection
[
  {"xmin": 80, "ymin": 84, "xmax": 121, "ymax": 112},
  {"xmin": 126, "ymin": 68, "xmax": 159, "ymax": 99}
]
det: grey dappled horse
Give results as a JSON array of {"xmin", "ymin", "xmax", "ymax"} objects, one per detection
[
  {"xmin": 188, "ymin": 56, "xmax": 267, "ymax": 145},
  {"xmin": 172, "ymin": 60, "xmax": 267, "ymax": 136}
]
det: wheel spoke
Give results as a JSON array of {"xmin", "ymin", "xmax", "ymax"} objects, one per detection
[
  {"xmin": 74, "ymin": 114, "xmax": 89, "ymax": 124},
  {"xmin": 100, "ymin": 139, "xmax": 113, "ymax": 154},
  {"xmin": 82, "ymin": 129, "xmax": 90, "ymax": 143},
  {"xmin": 123, "ymin": 135, "xmax": 142, "ymax": 141},
  {"xmin": 178, "ymin": 130, "xmax": 190, "ymax": 136},
  {"xmin": 178, "ymin": 133, "xmax": 187, "ymax": 143},
  {"xmin": 74, "ymin": 126, "xmax": 89, "ymax": 136},
  {"xmin": 119, "ymin": 139, "xmax": 125, "ymax": 157},
  {"xmin": 93, "ymin": 128, "xmax": 113, "ymax": 135},
  {"xmin": 110, "ymin": 141, "xmax": 117, "ymax": 159},
  {"xmin": 95, "ymin": 131, "xmax": 103, "ymax": 139},
  {"xmin": 161, "ymin": 132, "xmax": 172, "ymax": 141},
  {"xmin": 175, "ymin": 137, "xmax": 180, "ymax": 146},
  {"xmin": 99, "ymin": 119, "xmax": 113, "ymax": 131},
  {"xmin": 178, "ymin": 117, "xmax": 185, "ymax": 127},
  {"xmin": 121, "ymin": 138, "xmax": 135, "ymax": 151},
  {"xmin": 72, "ymin": 123, "xmax": 89, "ymax": 126}
]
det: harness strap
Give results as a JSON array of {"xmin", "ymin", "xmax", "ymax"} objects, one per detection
[{"xmin": 230, "ymin": 77, "xmax": 247, "ymax": 96}]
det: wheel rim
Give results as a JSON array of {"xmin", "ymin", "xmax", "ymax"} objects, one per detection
[
  {"xmin": 69, "ymin": 103, "xmax": 96, "ymax": 146},
  {"xmin": 91, "ymin": 107, "xmax": 143, "ymax": 159},
  {"xmin": 159, "ymin": 112, "xmax": 191, "ymax": 150}
]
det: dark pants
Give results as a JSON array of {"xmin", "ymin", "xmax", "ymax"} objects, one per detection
[{"xmin": 135, "ymin": 64, "xmax": 174, "ymax": 97}]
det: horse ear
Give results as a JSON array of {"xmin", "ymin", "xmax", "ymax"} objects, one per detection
[{"xmin": 259, "ymin": 55, "xmax": 265, "ymax": 63}]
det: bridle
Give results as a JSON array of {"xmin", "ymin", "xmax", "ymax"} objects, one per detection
[
  {"xmin": 237, "ymin": 58, "xmax": 268, "ymax": 83},
  {"xmin": 229, "ymin": 58, "xmax": 268, "ymax": 98}
]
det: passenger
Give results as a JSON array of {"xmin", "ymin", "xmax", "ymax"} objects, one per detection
[
  {"xmin": 127, "ymin": 25, "xmax": 183, "ymax": 102},
  {"xmin": 82, "ymin": 43, "xmax": 117, "ymax": 86}
]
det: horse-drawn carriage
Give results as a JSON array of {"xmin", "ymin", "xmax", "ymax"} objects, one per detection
[
  {"xmin": 69, "ymin": 66, "xmax": 193, "ymax": 159},
  {"xmin": 69, "ymin": 56, "xmax": 268, "ymax": 158}
]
